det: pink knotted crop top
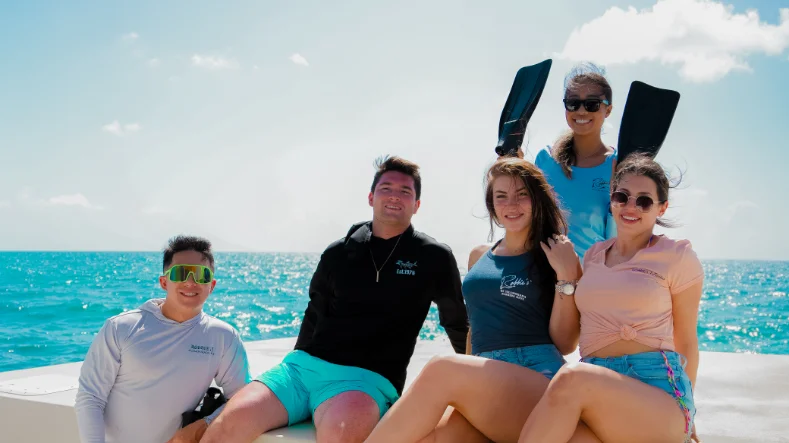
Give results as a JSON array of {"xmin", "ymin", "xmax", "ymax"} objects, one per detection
[{"xmin": 575, "ymin": 235, "xmax": 705, "ymax": 357}]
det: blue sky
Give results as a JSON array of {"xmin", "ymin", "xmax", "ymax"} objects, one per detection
[{"xmin": 1, "ymin": 0, "xmax": 788, "ymax": 260}]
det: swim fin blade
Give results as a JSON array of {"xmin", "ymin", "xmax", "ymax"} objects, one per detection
[
  {"xmin": 495, "ymin": 59, "xmax": 553, "ymax": 157},
  {"xmin": 617, "ymin": 81, "xmax": 680, "ymax": 163}
]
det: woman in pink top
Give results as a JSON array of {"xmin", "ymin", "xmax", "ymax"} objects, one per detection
[{"xmin": 517, "ymin": 153, "xmax": 704, "ymax": 443}]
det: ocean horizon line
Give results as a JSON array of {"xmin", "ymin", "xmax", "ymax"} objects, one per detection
[{"xmin": 0, "ymin": 250, "xmax": 787, "ymax": 262}]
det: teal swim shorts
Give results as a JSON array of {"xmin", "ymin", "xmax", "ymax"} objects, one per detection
[{"xmin": 255, "ymin": 350, "xmax": 400, "ymax": 425}]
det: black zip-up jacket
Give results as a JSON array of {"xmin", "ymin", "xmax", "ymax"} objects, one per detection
[{"xmin": 295, "ymin": 221, "xmax": 469, "ymax": 394}]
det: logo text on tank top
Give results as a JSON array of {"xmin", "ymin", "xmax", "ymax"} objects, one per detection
[{"xmin": 500, "ymin": 275, "xmax": 530, "ymax": 300}]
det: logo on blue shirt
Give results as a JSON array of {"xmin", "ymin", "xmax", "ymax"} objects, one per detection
[
  {"xmin": 500, "ymin": 275, "xmax": 527, "ymax": 290},
  {"xmin": 591, "ymin": 178, "xmax": 609, "ymax": 192},
  {"xmin": 500, "ymin": 275, "xmax": 531, "ymax": 301}
]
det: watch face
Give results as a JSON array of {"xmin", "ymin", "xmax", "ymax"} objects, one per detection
[{"xmin": 561, "ymin": 284, "xmax": 574, "ymax": 295}]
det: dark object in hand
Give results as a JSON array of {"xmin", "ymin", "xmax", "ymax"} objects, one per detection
[{"xmin": 181, "ymin": 387, "xmax": 227, "ymax": 428}]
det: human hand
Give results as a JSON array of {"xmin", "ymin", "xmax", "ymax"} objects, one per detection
[
  {"xmin": 166, "ymin": 419, "xmax": 208, "ymax": 443},
  {"xmin": 540, "ymin": 234, "xmax": 580, "ymax": 281}
]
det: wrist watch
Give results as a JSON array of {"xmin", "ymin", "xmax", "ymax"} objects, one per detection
[{"xmin": 556, "ymin": 280, "xmax": 578, "ymax": 296}]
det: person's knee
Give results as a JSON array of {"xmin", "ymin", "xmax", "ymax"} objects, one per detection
[
  {"xmin": 415, "ymin": 355, "xmax": 463, "ymax": 387},
  {"xmin": 544, "ymin": 364, "xmax": 585, "ymax": 404},
  {"xmin": 319, "ymin": 418, "xmax": 378, "ymax": 443},
  {"xmin": 223, "ymin": 382, "xmax": 271, "ymax": 418},
  {"xmin": 204, "ymin": 381, "xmax": 288, "ymax": 442},
  {"xmin": 423, "ymin": 355, "xmax": 459, "ymax": 374},
  {"xmin": 316, "ymin": 391, "xmax": 380, "ymax": 443}
]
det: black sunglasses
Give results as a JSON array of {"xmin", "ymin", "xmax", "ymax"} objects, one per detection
[
  {"xmin": 610, "ymin": 191, "xmax": 663, "ymax": 213},
  {"xmin": 563, "ymin": 98, "xmax": 610, "ymax": 113}
]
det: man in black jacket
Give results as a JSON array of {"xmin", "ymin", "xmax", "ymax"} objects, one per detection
[{"xmin": 198, "ymin": 156, "xmax": 469, "ymax": 443}]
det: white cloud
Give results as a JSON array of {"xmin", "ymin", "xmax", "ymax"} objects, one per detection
[
  {"xmin": 723, "ymin": 200, "xmax": 758, "ymax": 223},
  {"xmin": 102, "ymin": 120, "xmax": 123, "ymax": 136},
  {"xmin": 191, "ymin": 54, "xmax": 239, "ymax": 70},
  {"xmin": 0, "ymin": 201, "xmax": 9, "ymax": 208},
  {"xmin": 147, "ymin": 58, "xmax": 160, "ymax": 67},
  {"xmin": 123, "ymin": 123, "xmax": 141, "ymax": 133},
  {"xmin": 289, "ymin": 53, "xmax": 309, "ymax": 67},
  {"xmin": 557, "ymin": 0, "xmax": 789, "ymax": 82},
  {"xmin": 102, "ymin": 120, "xmax": 142, "ymax": 136},
  {"xmin": 48, "ymin": 194, "xmax": 101, "ymax": 209},
  {"xmin": 122, "ymin": 32, "xmax": 139, "ymax": 42}
]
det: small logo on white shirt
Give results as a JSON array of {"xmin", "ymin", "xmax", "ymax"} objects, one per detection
[{"xmin": 189, "ymin": 345, "xmax": 215, "ymax": 355}]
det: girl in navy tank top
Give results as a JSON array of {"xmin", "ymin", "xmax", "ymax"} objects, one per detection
[{"xmin": 365, "ymin": 158, "xmax": 601, "ymax": 442}]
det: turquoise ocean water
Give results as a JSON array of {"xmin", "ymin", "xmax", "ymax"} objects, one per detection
[{"xmin": 1, "ymin": 252, "xmax": 787, "ymax": 373}]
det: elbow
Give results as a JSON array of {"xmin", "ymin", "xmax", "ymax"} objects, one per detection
[
  {"xmin": 555, "ymin": 340, "xmax": 578, "ymax": 356},
  {"xmin": 550, "ymin": 331, "xmax": 579, "ymax": 355}
]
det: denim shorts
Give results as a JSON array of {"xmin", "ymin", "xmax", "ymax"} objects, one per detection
[
  {"xmin": 581, "ymin": 351, "xmax": 695, "ymax": 442},
  {"xmin": 476, "ymin": 344, "xmax": 566, "ymax": 379}
]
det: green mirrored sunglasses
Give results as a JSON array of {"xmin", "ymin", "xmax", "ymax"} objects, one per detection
[{"xmin": 163, "ymin": 264, "xmax": 214, "ymax": 284}]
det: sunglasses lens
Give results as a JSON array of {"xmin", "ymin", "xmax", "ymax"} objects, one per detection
[
  {"xmin": 636, "ymin": 196, "xmax": 654, "ymax": 212},
  {"xmin": 168, "ymin": 266, "xmax": 186, "ymax": 282},
  {"xmin": 610, "ymin": 192, "xmax": 628, "ymax": 205},
  {"xmin": 584, "ymin": 100, "xmax": 601, "ymax": 112},
  {"xmin": 198, "ymin": 267, "xmax": 213, "ymax": 284},
  {"xmin": 564, "ymin": 99, "xmax": 581, "ymax": 112}
]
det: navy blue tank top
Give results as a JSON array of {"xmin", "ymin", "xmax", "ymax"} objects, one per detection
[{"xmin": 462, "ymin": 246, "xmax": 553, "ymax": 355}]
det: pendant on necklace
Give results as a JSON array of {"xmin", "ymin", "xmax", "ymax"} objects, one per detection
[{"xmin": 376, "ymin": 271, "xmax": 380, "ymax": 283}]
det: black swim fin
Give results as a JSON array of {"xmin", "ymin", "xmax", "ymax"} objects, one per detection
[
  {"xmin": 495, "ymin": 59, "xmax": 553, "ymax": 157},
  {"xmin": 617, "ymin": 81, "xmax": 680, "ymax": 163}
]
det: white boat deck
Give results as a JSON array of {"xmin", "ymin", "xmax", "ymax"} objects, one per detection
[{"xmin": 1, "ymin": 337, "xmax": 788, "ymax": 442}]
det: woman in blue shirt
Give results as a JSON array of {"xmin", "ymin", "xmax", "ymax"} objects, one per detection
[{"xmin": 534, "ymin": 63, "xmax": 617, "ymax": 262}]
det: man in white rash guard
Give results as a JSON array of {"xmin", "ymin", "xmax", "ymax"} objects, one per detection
[{"xmin": 75, "ymin": 235, "xmax": 251, "ymax": 443}]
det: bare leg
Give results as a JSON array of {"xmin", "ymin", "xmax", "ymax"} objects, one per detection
[
  {"xmin": 200, "ymin": 381, "xmax": 288, "ymax": 443},
  {"xmin": 518, "ymin": 363, "xmax": 689, "ymax": 443},
  {"xmin": 416, "ymin": 407, "xmax": 490, "ymax": 443},
  {"xmin": 364, "ymin": 355, "xmax": 599, "ymax": 443},
  {"xmin": 313, "ymin": 391, "xmax": 381, "ymax": 443}
]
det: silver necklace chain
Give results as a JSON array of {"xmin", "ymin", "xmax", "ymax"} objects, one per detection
[{"xmin": 370, "ymin": 234, "xmax": 402, "ymax": 283}]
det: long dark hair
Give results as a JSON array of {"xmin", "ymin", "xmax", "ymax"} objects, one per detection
[
  {"xmin": 484, "ymin": 157, "xmax": 568, "ymax": 313},
  {"xmin": 552, "ymin": 63, "xmax": 613, "ymax": 179}
]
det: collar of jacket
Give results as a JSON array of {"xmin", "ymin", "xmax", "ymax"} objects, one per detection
[{"xmin": 344, "ymin": 221, "xmax": 415, "ymax": 258}]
